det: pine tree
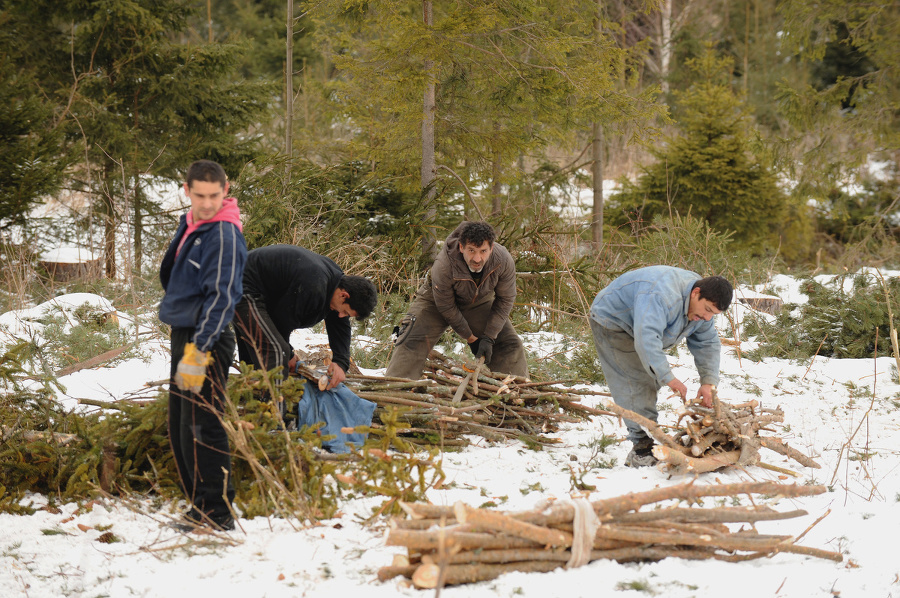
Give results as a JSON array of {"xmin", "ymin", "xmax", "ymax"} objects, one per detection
[
  {"xmin": 0, "ymin": 58, "xmax": 69, "ymax": 229},
  {"xmin": 306, "ymin": 0, "xmax": 661, "ymax": 250},
  {"xmin": 776, "ymin": 0, "xmax": 900, "ymax": 192},
  {"xmin": 4, "ymin": 0, "xmax": 274, "ymax": 275},
  {"xmin": 610, "ymin": 45, "xmax": 787, "ymax": 252}
]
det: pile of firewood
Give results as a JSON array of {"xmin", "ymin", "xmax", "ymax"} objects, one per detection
[
  {"xmin": 599, "ymin": 393, "xmax": 821, "ymax": 475},
  {"xmin": 378, "ymin": 481, "xmax": 842, "ymax": 588},
  {"xmin": 295, "ymin": 351, "xmax": 613, "ymax": 448}
]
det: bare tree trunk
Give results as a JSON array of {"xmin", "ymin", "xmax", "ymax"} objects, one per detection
[
  {"xmin": 421, "ymin": 0, "xmax": 437, "ymax": 258},
  {"xmin": 491, "ymin": 122, "xmax": 502, "ymax": 216},
  {"xmin": 285, "ymin": 0, "xmax": 294, "ymax": 173},
  {"xmin": 659, "ymin": 0, "xmax": 672, "ymax": 95},
  {"xmin": 133, "ymin": 179, "xmax": 142, "ymax": 273},
  {"xmin": 302, "ymin": 56, "xmax": 309, "ymax": 128},
  {"xmin": 102, "ymin": 165, "xmax": 116, "ymax": 279},
  {"xmin": 591, "ymin": 1, "xmax": 604, "ymax": 251},
  {"xmin": 207, "ymin": 0, "xmax": 213, "ymax": 43},
  {"xmin": 591, "ymin": 122, "xmax": 604, "ymax": 250},
  {"xmin": 743, "ymin": 0, "xmax": 750, "ymax": 94}
]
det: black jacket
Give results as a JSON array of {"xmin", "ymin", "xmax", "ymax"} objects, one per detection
[{"xmin": 242, "ymin": 244, "xmax": 351, "ymax": 371}]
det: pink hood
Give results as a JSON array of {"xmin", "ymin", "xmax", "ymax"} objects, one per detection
[{"xmin": 177, "ymin": 197, "xmax": 243, "ymax": 255}]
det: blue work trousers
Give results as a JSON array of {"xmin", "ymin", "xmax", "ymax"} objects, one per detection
[{"xmin": 589, "ymin": 319, "xmax": 661, "ymax": 443}]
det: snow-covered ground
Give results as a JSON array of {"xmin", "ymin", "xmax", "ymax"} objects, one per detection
[{"xmin": 1, "ymin": 280, "xmax": 899, "ymax": 598}]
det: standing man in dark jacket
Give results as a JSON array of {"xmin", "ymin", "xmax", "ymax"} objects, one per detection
[
  {"xmin": 233, "ymin": 244, "xmax": 377, "ymax": 391},
  {"xmin": 159, "ymin": 160, "xmax": 246, "ymax": 531},
  {"xmin": 385, "ymin": 221, "xmax": 528, "ymax": 380}
]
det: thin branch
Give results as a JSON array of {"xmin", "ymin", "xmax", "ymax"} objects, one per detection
[{"xmin": 437, "ymin": 165, "xmax": 486, "ymax": 221}]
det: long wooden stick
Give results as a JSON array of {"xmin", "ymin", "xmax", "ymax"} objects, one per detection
[
  {"xmin": 759, "ymin": 437, "xmax": 821, "ymax": 469},
  {"xmin": 653, "ymin": 447, "xmax": 742, "ymax": 474},
  {"xmin": 454, "ymin": 502, "xmax": 572, "ymax": 547},
  {"xmin": 56, "ymin": 344, "xmax": 131, "ymax": 377},
  {"xmin": 412, "ymin": 561, "xmax": 562, "ymax": 588}
]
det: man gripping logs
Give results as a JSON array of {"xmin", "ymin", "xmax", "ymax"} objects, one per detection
[{"xmin": 386, "ymin": 221, "xmax": 527, "ymax": 381}]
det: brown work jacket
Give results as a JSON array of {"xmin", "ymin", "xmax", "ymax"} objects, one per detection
[{"xmin": 416, "ymin": 223, "xmax": 517, "ymax": 341}]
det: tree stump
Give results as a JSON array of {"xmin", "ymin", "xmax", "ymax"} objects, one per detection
[
  {"xmin": 39, "ymin": 247, "xmax": 102, "ymax": 283},
  {"xmin": 736, "ymin": 290, "xmax": 783, "ymax": 315}
]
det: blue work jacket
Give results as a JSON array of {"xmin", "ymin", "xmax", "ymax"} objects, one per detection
[{"xmin": 589, "ymin": 266, "xmax": 721, "ymax": 387}]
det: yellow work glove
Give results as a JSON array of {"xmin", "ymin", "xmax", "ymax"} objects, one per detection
[{"xmin": 174, "ymin": 342, "xmax": 213, "ymax": 394}]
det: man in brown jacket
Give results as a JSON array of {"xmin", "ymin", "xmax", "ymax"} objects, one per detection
[{"xmin": 385, "ymin": 221, "xmax": 528, "ymax": 380}]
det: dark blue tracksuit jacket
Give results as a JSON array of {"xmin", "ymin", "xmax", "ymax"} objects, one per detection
[{"xmin": 159, "ymin": 215, "xmax": 247, "ymax": 352}]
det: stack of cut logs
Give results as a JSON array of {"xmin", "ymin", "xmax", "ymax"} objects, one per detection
[
  {"xmin": 378, "ymin": 481, "xmax": 842, "ymax": 588},
  {"xmin": 600, "ymin": 394, "xmax": 821, "ymax": 475},
  {"xmin": 295, "ymin": 351, "xmax": 613, "ymax": 448}
]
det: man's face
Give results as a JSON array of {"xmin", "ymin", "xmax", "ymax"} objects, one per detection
[
  {"xmin": 687, "ymin": 287, "xmax": 722, "ymax": 322},
  {"xmin": 184, "ymin": 180, "xmax": 228, "ymax": 222},
  {"xmin": 459, "ymin": 240, "xmax": 493, "ymax": 273},
  {"xmin": 330, "ymin": 289, "xmax": 358, "ymax": 319}
]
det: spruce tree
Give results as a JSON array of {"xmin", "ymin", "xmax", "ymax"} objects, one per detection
[
  {"xmin": 0, "ymin": 59, "xmax": 69, "ymax": 229},
  {"xmin": 4, "ymin": 0, "xmax": 274, "ymax": 275},
  {"xmin": 306, "ymin": 0, "xmax": 661, "ymax": 247},
  {"xmin": 611, "ymin": 45, "xmax": 787, "ymax": 253},
  {"xmin": 777, "ymin": 0, "xmax": 900, "ymax": 193}
]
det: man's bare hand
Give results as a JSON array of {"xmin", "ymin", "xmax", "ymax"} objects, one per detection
[
  {"xmin": 697, "ymin": 384, "xmax": 715, "ymax": 408},
  {"xmin": 667, "ymin": 378, "xmax": 687, "ymax": 402},
  {"xmin": 326, "ymin": 363, "xmax": 346, "ymax": 389}
]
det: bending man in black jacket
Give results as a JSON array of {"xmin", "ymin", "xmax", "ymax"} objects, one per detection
[{"xmin": 233, "ymin": 245, "xmax": 377, "ymax": 390}]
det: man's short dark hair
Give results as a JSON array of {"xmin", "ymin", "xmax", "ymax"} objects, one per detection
[
  {"xmin": 693, "ymin": 276, "xmax": 733, "ymax": 311},
  {"xmin": 186, "ymin": 160, "xmax": 228, "ymax": 189},
  {"xmin": 338, "ymin": 275, "xmax": 378, "ymax": 320},
  {"xmin": 458, "ymin": 221, "xmax": 496, "ymax": 247}
]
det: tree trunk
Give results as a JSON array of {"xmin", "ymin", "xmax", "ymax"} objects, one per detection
[
  {"xmin": 659, "ymin": 0, "xmax": 672, "ymax": 95},
  {"xmin": 133, "ymin": 179, "xmax": 142, "ymax": 273},
  {"xmin": 591, "ymin": 1, "xmax": 604, "ymax": 251},
  {"xmin": 285, "ymin": 0, "xmax": 294, "ymax": 173},
  {"xmin": 491, "ymin": 124, "xmax": 502, "ymax": 216},
  {"xmin": 421, "ymin": 0, "xmax": 437, "ymax": 258},
  {"xmin": 302, "ymin": 56, "xmax": 309, "ymax": 128},
  {"xmin": 591, "ymin": 121, "xmax": 604, "ymax": 250},
  {"xmin": 102, "ymin": 164, "xmax": 116, "ymax": 279},
  {"xmin": 743, "ymin": 0, "xmax": 750, "ymax": 94}
]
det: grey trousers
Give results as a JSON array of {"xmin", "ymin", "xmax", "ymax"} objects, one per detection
[
  {"xmin": 589, "ymin": 319, "xmax": 661, "ymax": 443},
  {"xmin": 385, "ymin": 293, "xmax": 528, "ymax": 380}
]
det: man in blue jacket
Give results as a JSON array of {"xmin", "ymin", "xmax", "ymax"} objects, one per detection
[
  {"xmin": 159, "ymin": 160, "xmax": 247, "ymax": 530},
  {"xmin": 589, "ymin": 266, "xmax": 732, "ymax": 467},
  {"xmin": 233, "ymin": 245, "xmax": 377, "ymax": 393}
]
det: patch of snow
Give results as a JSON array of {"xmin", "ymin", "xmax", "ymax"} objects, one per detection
[
  {"xmin": 1, "ymin": 282, "xmax": 899, "ymax": 598},
  {"xmin": 38, "ymin": 247, "xmax": 100, "ymax": 264}
]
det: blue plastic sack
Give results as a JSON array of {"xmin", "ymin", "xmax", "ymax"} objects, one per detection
[{"xmin": 296, "ymin": 380, "xmax": 376, "ymax": 453}]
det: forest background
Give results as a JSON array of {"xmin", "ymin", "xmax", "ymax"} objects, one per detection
[{"xmin": 2, "ymin": 0, "xmax": 900, "ymax": 367}]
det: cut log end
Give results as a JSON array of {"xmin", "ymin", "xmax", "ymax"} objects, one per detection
[{"xmin": 411, "ymin": 563, "xmax": 441, "ymax": 589}]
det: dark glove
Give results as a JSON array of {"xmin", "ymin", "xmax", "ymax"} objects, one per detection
[{"xmin": 473, "ymin": 337, "xmax": 493, "ymax": 363}]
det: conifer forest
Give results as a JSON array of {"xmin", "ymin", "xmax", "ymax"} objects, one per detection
[
  {"xmin": 3, "ymin": 0, "xmax": 899, "ymax": 284},
  {"xmin": 1, "ymin": 2, "xmax": 900, "ymax": 596}
]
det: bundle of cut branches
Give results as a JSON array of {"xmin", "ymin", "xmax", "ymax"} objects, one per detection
[
  {"xmin": 378, "ymin": 481, "xmax": 841, "ymax": 588},
  {"xmin": 295, "ymin": 351, "xmax": 613, "ymax": 448},
  {"xmin": 600, "ymin": 392, "xmax": 820, "ymax": 475}
]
